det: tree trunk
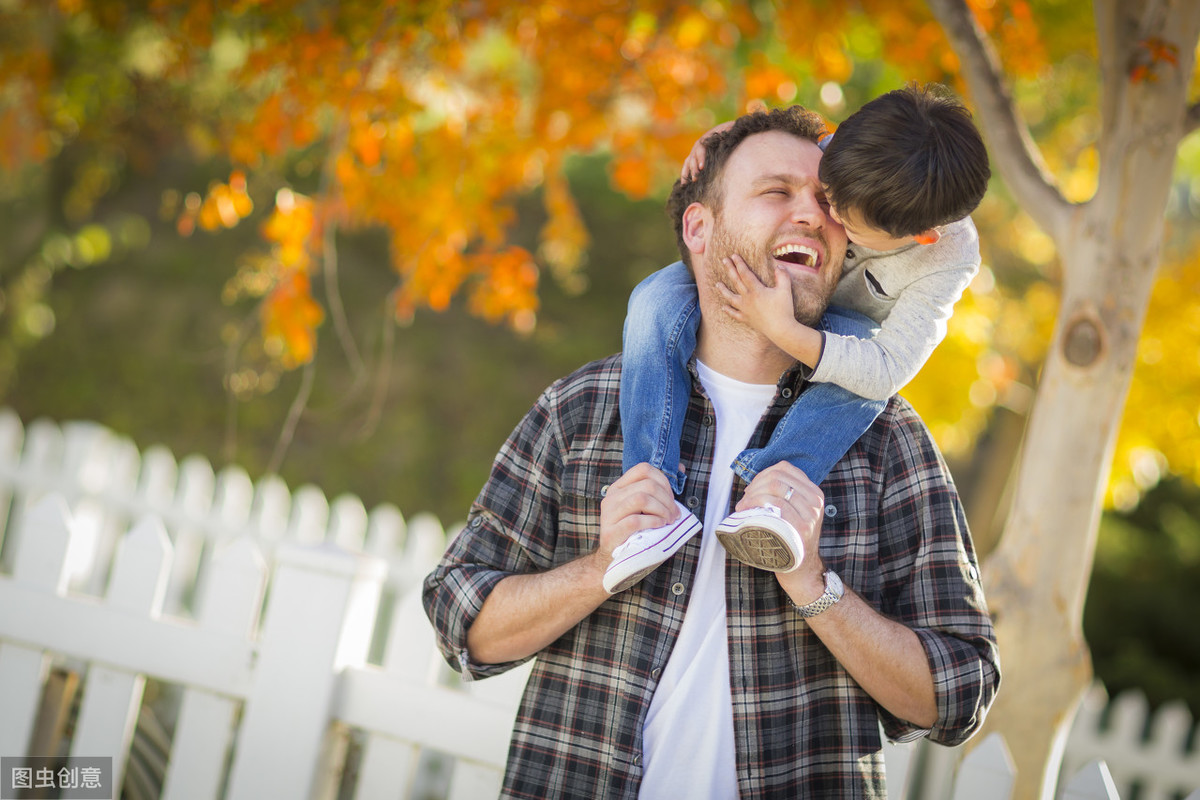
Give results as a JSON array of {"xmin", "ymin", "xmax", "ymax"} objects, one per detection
[{"xmin": 925, "ymin": 1, "xmax": 1200, "ymax": 796}]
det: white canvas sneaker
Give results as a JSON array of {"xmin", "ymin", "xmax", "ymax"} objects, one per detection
[
  {"xmin": 715, "ymin": 504, "xmax": 804, "ymax": 572},
  {"xmin": 603, "ymin": 501, "xmax": 702, "ymax": 594}
]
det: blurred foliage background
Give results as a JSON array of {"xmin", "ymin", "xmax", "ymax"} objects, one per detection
[{"xmin": 2, "ymin": 0, "xmax": 1198, "ymax": 715}]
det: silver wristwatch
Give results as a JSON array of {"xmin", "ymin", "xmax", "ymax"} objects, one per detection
[{"xmin": 792, "ymin": 570, "xmax": 844, "ymax": 618}]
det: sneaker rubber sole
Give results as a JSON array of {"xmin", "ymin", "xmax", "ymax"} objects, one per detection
[{"xmin": 715, "ymin": 509, "xmax": 803, "ymax": 572}]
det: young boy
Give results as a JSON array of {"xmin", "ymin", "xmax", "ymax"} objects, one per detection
[{"xmin": 604, "ymin": 83, "xmax": 990, "ymax": 594}]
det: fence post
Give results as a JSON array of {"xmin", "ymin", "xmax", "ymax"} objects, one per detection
[
  {"xmin": 0, "ymin": 409, "xmax": 23, "ymax": 571},
  {"xmin": 0, "ymin": 495, "xmax": 77, "ymax": 758},
  {"xmin": 160, "ymin": 538, "xmax": 267, "ymax": 800},
  {"xmin": 188, "ymin": 465, "xmax": 253, "ymax": 608},
  {"xmin": 9, "ymin": 419, "xmax": 65, "ymax": 544},
  {"xmin": 76, "ymin": 430, "xmax": 141, "ymax": 598},
  {"xmin": 329, "ymin": 494, "xmax": 368, "ymax": 553},
  {"xmin": 162, "ymin": 452, "xmax": 213, "ymax": 617},
  {"xmin": 951, "ymin": 732, "xmax": 1014, "ymax": 800},
  {"xmin": 225, "ymin": 542, "xmax": 385, "ymax": 800},
  {"xmin": 69, "ymin": 515, "xmax": 172, "ymax": 792},
  {"xmin": 352, "ymin": 586, "xmax": 445, "ymax": 800},
  {"xmin": 288, "ymin": 484, "xmax": 330, "ymax": 547},
  {"xmin": 1059, "ymin": 760, "xmax": 1121, "ymax": 800},
  {"xmin": 446, "ymin": 662, "xmax": 531, "ymax": 800}
]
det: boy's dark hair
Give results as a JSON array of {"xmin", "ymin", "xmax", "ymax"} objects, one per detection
[
  {"xmin": 819, "ymin": 83, "xmax": 990, "ymax": 237},
  {"xmin": 667, "ymin": 105, "xmax": 828, "ymax": 267}
]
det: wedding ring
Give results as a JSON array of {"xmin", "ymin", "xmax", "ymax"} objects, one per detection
[{"xmin": 783, "ymin": 486, "xmax": 795, "ymax": 502}]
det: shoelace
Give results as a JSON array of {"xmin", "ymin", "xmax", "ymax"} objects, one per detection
[
  {"xmin": 611, "ymin": 531, "xmax": 651, "ymax": 559},
  {"xmin": 729, "ymin": 504, "xmax": 781, "ymax": 521}
]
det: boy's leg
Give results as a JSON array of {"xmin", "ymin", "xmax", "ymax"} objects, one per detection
[
  {"xmin": 609, "ymin": 262, "xmax": 703, "ymax": 592},
  {"xmin": 620, "ymin": 261, "xmax": 698, "ymax": 495},
  {"xmin": 731, "ymin": 306, "xmax": 884, "ymax": 486},
  {"xmin": 719, "ymin": 308, "xmax": 887, "ymax": 572}
]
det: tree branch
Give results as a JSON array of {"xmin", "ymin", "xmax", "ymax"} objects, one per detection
[
  {"xmin": 318, "ymin": 123, "xmax": 366, "ymax": 384},
  {"xmin": 268, "ymin": 358, "xmax": 316, "ymax": 475},
  {"xmin": 355, "ymin": 298, "xmax": 396, "ymax": 441},
  {"xmin": 924, "ymin": 0, "xmax": 1074, "ymax": 247},
  {"xmin": 221, "ymin": 310, "xmax": 258, "ymax": 463}
]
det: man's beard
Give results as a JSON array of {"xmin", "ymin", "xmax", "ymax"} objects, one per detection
[{"xmin": 706, "ymin": 215, "xmax": 832, "ymax": 328}]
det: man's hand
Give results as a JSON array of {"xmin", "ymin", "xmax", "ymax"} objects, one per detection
[
  {"xmin": 467, "ymin": 462, "xmax": 677, "ymax": 665},
  {"xmin": 740, "ymin": 462, "xmax": 936, "ymax": 725},
  {"xmin": 736, "ymin": 462, "xmax": 828, "ymax": 599},
  {"xmin": 598, "ymin": 463, "xmax": 679, "ymax": 561}
]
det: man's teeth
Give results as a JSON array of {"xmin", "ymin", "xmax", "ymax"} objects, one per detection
[{"xmin": 772, "ymin": 244, "xmax": 817, "ymax": 267}]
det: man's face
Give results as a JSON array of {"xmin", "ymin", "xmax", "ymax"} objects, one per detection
[{"xmin": 702, "ymin": 131, "xmax": 847, "ymax": 327}]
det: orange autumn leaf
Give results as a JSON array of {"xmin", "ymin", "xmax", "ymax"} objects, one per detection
[
  {"xmin": 262, "ymin": 271, "xmax": 325, "ymax": 368},
  {"xmin": 1130, "ymin": 64, "xmax": 1153, "ymax": 84},
  {"xmin": 742, "ymin": 55, "xmax": 794, "ymax": 103},
  {"xmin": 468, "ymin": 246, "xmax": 539, "ymax": 332},
  {"xmin": 1130, "ymin": 36, "xmax": 1181, "ymax": 83},
  {"xmin": 539, "ymin": 169, "xmax": 589, "ymax": 289},
  {"xmin": 350, "ymin": 123, "xmax": 382, "ymax": 168},
  {"xmin": 261, "ymin": 188, "xmax": 316, "ymax": 273},
  {"xmin": 610, "ymin": 155, "xmax": 652, "ymax": 199},
  {"xmin": 1142, "ymin": 36, "xmax": 1180, "ymax": 66}
]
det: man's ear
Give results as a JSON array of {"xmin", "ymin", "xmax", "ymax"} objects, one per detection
[
  {"xmin": 913, "ymin": 228, "xmax": 941, "ymax": 245},
  {"xmin": 681, "ymin": 202, "xmax": 711, "ymax": 256}
]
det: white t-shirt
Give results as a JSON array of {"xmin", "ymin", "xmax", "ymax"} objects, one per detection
[{"xmin": 640, "ymin": 360, "xmax": 777, "ymax": 800}]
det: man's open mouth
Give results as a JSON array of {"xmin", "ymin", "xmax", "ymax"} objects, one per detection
[{"xmin": 772, "ymin": 243, "xmax": 819, "ymax": 268}]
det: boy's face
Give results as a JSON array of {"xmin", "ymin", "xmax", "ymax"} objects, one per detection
[{"xmin": 826, "ymin": 202, "xmax": 916, "ymax": 252}]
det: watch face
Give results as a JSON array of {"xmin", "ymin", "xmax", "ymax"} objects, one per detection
[{"xmin": 826, "ymin": 570, "xmax": 844, "ymax": 598}]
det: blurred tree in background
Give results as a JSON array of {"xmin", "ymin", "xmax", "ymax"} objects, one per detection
[{"xmin": 2, "ymin": 0, "xmax": 1199, "ymax": 791}]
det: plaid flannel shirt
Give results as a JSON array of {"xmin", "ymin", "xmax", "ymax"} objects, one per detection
[{"xmin": 423, "ymin": 353, "xmax": 999, "ymax": 799}]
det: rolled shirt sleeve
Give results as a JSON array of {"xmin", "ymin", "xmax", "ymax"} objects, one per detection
[
  {"xmin": 423, "ymin": 385, "xmax": 565, "ymax": 680},
  {"xmin": 869, "ymin": 401, "xmax": 1001, "ymax": 745},
  {"xmin": 420, "ymin": 517, "xmax": 520, "ymax": 680}
]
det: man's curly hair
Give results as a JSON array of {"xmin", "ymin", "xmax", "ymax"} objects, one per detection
[{"xmin": 666, "ymin": 106, "xmax": 828, "ymax": 268}]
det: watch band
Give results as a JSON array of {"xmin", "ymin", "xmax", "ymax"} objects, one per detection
[{"xmin": 792, "ymin": 570, "xmax": 843, "ymax": 618}]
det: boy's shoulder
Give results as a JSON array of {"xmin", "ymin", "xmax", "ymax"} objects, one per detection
[
  {"xmin": 938, "ymin": 216, "xmax": 978, "ymax": 247},
  {"xmin": 918, "ymin": 216, "xmax": 978, "ymax": 264},
  {"xmin": 866, "ymin": 216, "xmax": 979, "ymax": 276}
]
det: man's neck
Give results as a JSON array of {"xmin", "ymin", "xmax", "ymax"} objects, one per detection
[{"xmin": 694, "ymin": 320, "xmax": 794, "ymax": 386}]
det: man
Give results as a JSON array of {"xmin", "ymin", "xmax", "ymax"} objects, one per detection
[{"xmin": 423, "ymin": 106, "xmax": 999, "ymax": 799}]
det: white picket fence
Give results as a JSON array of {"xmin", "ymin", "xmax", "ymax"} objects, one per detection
[{"xmin": 0, "ymin": 409, "xmax": 1198, "ymax": 800}]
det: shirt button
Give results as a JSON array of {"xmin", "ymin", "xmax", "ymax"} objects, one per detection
[
  {"xmin": 686, "ymin": 496, "xmax": 699, "ymax": 509},
  {"xmin": 634, "ymin": 754, "xmax": 643, "ymax": 766},
  {"xmin": 824, "ymin": 504, "xmax": 837, "ymax": 517},
  {"xmin": 969, "ymin": 565, "xmax": 979, "ymax": 581},
  {"xmin": 781, "ymin": 387, "xmax": 794, "ymax": 400},
  {"xmin": 469, "ymin": 515, "xmax": 483, "ymax": 528},
  {"xmin": 651, "ymin": 667, "xmax": 661, "ymax": 679},
  {"xmin": 702, "ymin": 414, "xmax": 713, "ymax": 426},
  {"xmin": 671, "ymin": 582, "xmax": 686, "ymax": 596},
  {"xmin": 846, "ymin": 248, "xmax": 856, "ymax": 259},
  {"xmin": 601, "ymin": 484, "xmax": 610, "ymax": 498}
]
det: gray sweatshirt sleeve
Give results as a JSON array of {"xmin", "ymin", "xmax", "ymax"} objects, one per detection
[{"xmin": 808, "ymin": 261, "xmax": 978, "ymax": 400}]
